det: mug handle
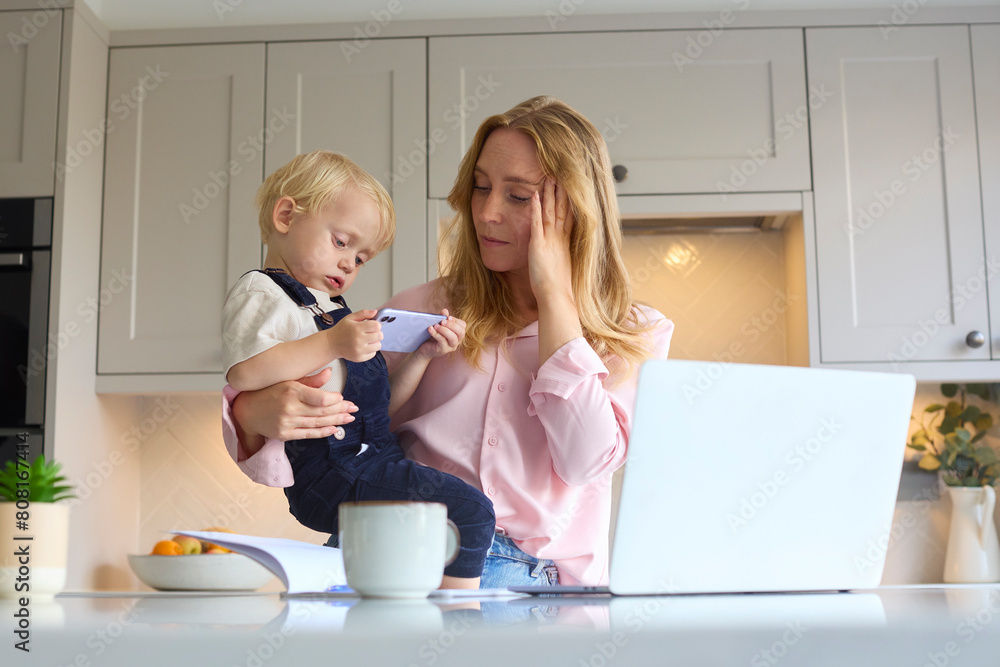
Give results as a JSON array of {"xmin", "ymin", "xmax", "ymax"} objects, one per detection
[
  {"xmin": 981, "ymin": 486, "xmax": 996, "ymax": 547},
  {"xmin": 445, "ymin": 519, "xmax": 461, "ymax": 566}
]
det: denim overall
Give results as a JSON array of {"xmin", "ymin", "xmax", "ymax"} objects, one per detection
[{"xmin": 259, "ymin": 269, "xmax": 495, "ymax": 579}]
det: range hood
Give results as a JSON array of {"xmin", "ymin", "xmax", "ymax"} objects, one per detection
[{"xmin": 617, "ymin": 192, "xmax": 804, "ymax": 234}]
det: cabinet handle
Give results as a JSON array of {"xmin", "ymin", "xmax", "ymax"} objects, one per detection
[
  {"xmin": 612, "ymin": 165, "xmax": 628, "ymax": 183},
  {"xmin": 966, "ymin": 331, "xmax": 986, "ymax": 349},
  {"xmin": 0, "ymin": 253, "xmax": 26, "ymax": 267}
]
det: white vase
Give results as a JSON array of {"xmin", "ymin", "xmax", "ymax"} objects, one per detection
[
  {"xmin": 943, "ymin": 486, "xmax": 1000, "ymax": 584},
  {"xmin": 0, "ymin": 502, "xmax": 70, "ymax": 599}
]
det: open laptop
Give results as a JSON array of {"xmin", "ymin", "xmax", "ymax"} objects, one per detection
[{"xmin": 511, "ymin": 359, "xmax": 916, "ymax": 596}]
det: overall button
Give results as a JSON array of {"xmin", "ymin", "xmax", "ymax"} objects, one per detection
[
  {"xmin": 487, "ymin": 486, "xmax": 496, "ymax": 496},
  {"xmin": 488, "ymin": 436, "xmax": 498, "ymax": 446},
  {"xmin": 497, "ymin": 382, "xmax": 506, "ymax": 392},
  {"xmin": 332, "ymin": 426, "xmax": 346, "ymax": 441}
]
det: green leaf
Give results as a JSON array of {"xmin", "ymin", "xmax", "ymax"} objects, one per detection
[
  {"xmin": 918, "ymin": 454, "xmax": 941, "ymax": 471},
  {"xmin": 939, "ymin": 414, "xmax": 960, "ymax": 435},
  {"xmin": 925, "ymin": 403, "xmax": 946, "ymax": 413},
  {"xmin": 960, "ymin": 406, "xmax": 982, "ymax": 424},
  {"xmin": 975, "ymin": 415, "xmax": 994, "ymax": 432},
  {"xmin": 974, "ymin": 447, "xmax": 1000, "ymax": 466},
  {"xmin": 972, "ymin": 430, "xmax": 988, "ymax": 443},
  {"xmin": 908, "ymin": 443, "xmax": 927, "ymax": 452},
  {"xmin": 946, "ymin": 401, "xmax": 964, "ymax": 417},
  {"xmin": 941, "ymin": 383, "xmax": 959, "ymax": 398},
  {"xmin": 967, "ymin": 383, "xmax": 990, "ymax": 400},
  {"xmin": 955, "ymin": 428, "xmax": 973, "ymax": 442}
]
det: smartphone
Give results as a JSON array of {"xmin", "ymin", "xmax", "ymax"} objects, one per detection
[{"xmin": 374, "ymin": 308, "xmax": 447, "ymax": 353}]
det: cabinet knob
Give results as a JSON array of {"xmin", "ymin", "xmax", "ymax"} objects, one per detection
[
  {"xmin": 966, "ymin": 331, "xmax": 986, "ymax": 349},
  {"xmin": 612, "ymin": 164, "xmax": 628, "ymax": 183}
]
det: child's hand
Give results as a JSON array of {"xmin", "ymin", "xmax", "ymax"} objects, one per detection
[
  {"xmin": 327, "ymin": 309, "xmax": 382, "ymax": 362},
  {"xmin": 413, "ymin": 310, "xmax": 465, "ymax": 359}
]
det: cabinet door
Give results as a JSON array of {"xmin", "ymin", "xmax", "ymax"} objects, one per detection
[
  {"xmin": 973, "ymin": 25, "xmax": 1000, "ymax": 360},
  {"xmin": 0, "ymin": 10, "xmax": 61, "ymax": 197},
  {"xmin": 428, "ymin": 30, "xmax": 810, "ymax": 198},
  {"xmin": 807, "ymin": 27, "xmax": 989, "ymax": 364},
  {"xmin": 98, "ymin": 44, "xmax": 265, "ymax": 375},
  {"xmin": 265, "ymin": 39, "xmax": 426, "ymax": 309}
]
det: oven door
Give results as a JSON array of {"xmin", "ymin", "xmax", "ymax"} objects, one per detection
[{"xmin": 0, "ymin": 249, "xmax": 50, "ymax": 427}]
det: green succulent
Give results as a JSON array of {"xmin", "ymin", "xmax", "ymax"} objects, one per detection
[{"xmin": 0, "ymin": 456, "xmax": 76, "ymax": 503}]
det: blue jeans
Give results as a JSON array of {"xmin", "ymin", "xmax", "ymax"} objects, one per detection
[{"xmin": 480, "ymin": 532, "xmax": 559, "ymax": 589}]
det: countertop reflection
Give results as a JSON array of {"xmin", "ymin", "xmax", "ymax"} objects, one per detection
[{"xmin": 14, "ymin": 585, "xmax": 1000, "ymax": 666}]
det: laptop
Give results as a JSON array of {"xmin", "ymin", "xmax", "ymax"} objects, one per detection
[{"xmin": 510, "ymin": 359, "xmax": 916, "ymax": 596}]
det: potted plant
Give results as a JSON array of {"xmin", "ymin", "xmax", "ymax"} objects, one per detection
[
  {"xmin": 0, "ymin": 455, "xmax": 76, "ymax": 599},
  {"xmin": 907, "ymin": 383, "xmax": 1000, "ymax": 583}
]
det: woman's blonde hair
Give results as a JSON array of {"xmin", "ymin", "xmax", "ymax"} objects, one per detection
[
  {"xmin": 441, "ymin": 95, "xmax": 654, "ymax": 376},
  {"xmin": 255, "ymin": 150, "xmax": 395, "ymax": 253}
]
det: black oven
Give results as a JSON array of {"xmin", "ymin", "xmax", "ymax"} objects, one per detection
[{"xmin": 0, "ymin": 198, "xmax": 51, "ymax": 466}]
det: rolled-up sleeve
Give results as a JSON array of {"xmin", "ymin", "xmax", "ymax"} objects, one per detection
[
  {"xmin": 221, "ymin": 385, "xmax": 294, "ymax": 487},
  {"xmin": 527, "ymin": 312, "xmax": 674, "ymax": 486}
]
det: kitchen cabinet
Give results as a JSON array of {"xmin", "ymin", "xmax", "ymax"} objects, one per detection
[
  {"xmin": 0, "ymin": 10, "xmax": 61, "ymax": 197},
  {"xmin": 97, "ymin": 44, "xmax": 265, "ymax": 387},
  {"xmin": 807, "ymin": 26, "xmax": 990, "ymax": 366},
  {"xmin": 265, "ymin": 39, "xmax": 427, "ymax": 309},
  {"xmin": 427, "ymin": 29, "xmax": 811, "ymax": 199},
  {"xmin": 973, "ymin": 25, "xmax": 1000, "ymax": 361}
]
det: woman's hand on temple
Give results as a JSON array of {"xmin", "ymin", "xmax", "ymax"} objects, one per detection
[
  {"xmin": 528, "ymin": 179, "xmax": 575, "ymax": 302},
  {"xmin": 232, "ymin": 367, "xmax": 358, "ymax": 443}
]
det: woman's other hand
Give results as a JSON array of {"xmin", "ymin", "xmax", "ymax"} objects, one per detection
[
  {"xmin": 232, "ymin": 367, "xmax": 358, "ymax": 443},
  {"xmin": 413, "ymin": 309, "xmax": 466, "ymax": 360}
]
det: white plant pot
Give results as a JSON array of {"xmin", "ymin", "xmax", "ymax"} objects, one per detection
[
  {"xmin": 0, "ymin": 502, "xmax": 70, "ymax": 599},
  {"xmin": 943, "ymin": 486, "xmax": 1000, "ymax": 584}
]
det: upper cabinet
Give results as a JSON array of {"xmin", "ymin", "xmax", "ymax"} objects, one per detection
[
  {"xmin": 807, "ymin": 26, "xmax": 990, "ymax": 366},
  {"xmin": 973, "ymin": 25, "xmax": 1000, "ymax": 361},
  {"xmin": 428, "ymin": 30, "xmax": 811, "ymax": 199},
  {"xmin": 97, "ymin": 44, "xmax": 265, "ymax": 383},
  {"xmin": 0, "ymin": 10, "xmax": 61, "ymax": 197},
  {"xmin": 265, "ymin": 39, "xmax": 427, "ymax": 309}
]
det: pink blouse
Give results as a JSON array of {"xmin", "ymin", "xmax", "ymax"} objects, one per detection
[{"xmin": 222, "ymin": 279, "xmax": 673, "ymax": 585}]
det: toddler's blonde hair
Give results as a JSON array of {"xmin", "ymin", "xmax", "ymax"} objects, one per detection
[{"xmin": 255, "ymin": 150, "xmax": 395, "ymax": 252}]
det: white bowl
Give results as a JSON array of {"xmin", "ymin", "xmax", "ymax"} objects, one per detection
[{"xmin": 127, "ymin": 553, "xmax": 275, "ymax": 592}]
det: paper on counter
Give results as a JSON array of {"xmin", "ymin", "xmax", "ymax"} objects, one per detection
[{"xmin": 174, "ymin": 530, "xmax": 346, "ymax": 594}]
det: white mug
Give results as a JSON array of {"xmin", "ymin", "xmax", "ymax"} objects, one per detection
[{"xmin": 338, "ymin": 501, "xmax": 460, "ymax": 598}]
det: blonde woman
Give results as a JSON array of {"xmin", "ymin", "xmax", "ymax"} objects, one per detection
[{"xmin": 226, "ymin": 97, "xmax": 674, "ymax": 587}]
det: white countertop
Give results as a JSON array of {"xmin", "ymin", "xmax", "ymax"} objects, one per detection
[{"xmin": 8, "ymin": 585, "xmax": 1000, "ymax": 666}]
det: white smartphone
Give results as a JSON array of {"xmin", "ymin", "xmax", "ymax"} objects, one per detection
[{"xmin": 374, "ymin": 308, "xmax": 447, "ymax": 353}]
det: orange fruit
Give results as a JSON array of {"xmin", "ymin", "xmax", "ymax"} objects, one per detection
[
  {"xmin": 151, "ymin": 540, "xmax": 184, "ymax": 555},
  {"xmin": 199, "ymin": 526, "xmax": 235, "ymax": 553}
]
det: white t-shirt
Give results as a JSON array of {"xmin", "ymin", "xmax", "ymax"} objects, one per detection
[{"xmin": 222, "ymin": 271, "xmax": 347, "ymax": 393}]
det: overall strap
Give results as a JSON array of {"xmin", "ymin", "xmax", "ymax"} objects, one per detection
[{"xmin": 259, "ymin": 268, "xmax": 347, "ymax": 330}]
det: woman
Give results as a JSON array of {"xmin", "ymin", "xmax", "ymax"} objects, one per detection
[{"xmin": 224, "ymin": 96, "xmax": 673, "ymax": 587}]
